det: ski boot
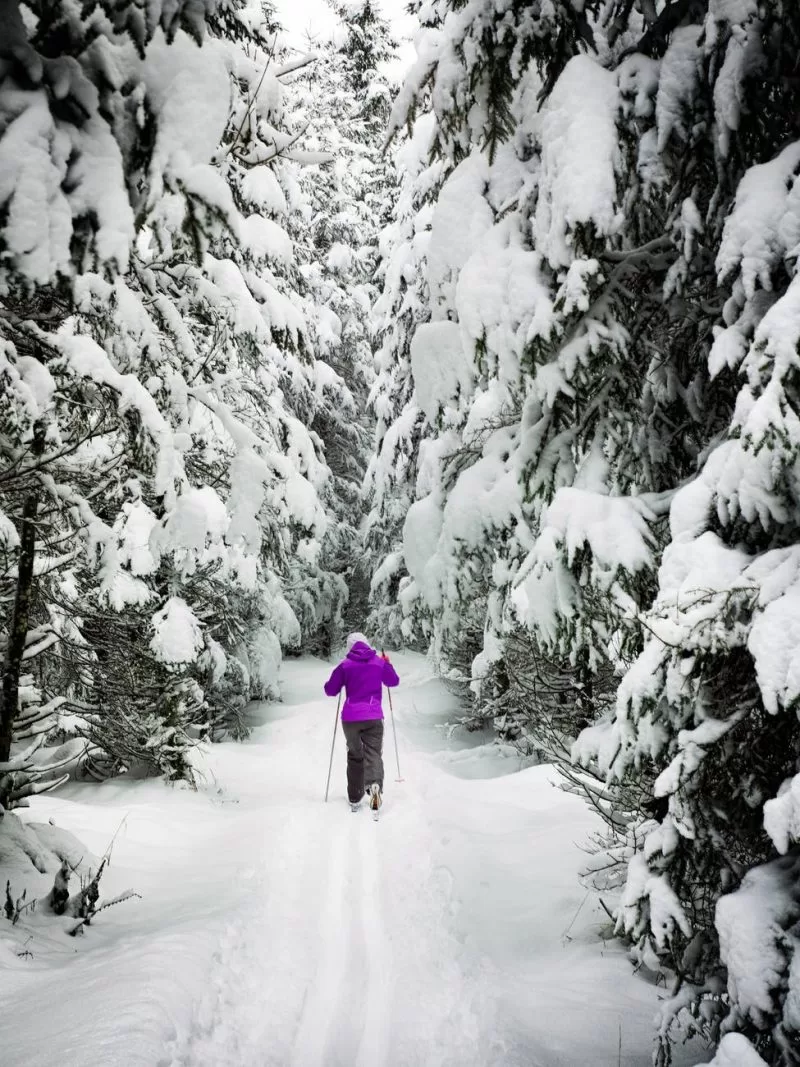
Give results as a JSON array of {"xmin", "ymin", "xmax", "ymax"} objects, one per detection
[{"xmin": 368, "ymin": 783, "xmax": 382, "ymax": 821}]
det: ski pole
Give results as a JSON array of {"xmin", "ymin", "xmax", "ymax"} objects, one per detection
[
  {"xmin": 387, "ymin": 686, "xmax": 403, "ymax": 783},
  {"xmin": 324, "ymin": 692, "xmax": 342, "ymax": 803},
  {"xmin": 381, "ymin": 647, "xmax": 404, "ymax": 783}
]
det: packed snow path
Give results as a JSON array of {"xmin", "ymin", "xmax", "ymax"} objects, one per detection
[
  {"xmin": 1, "ymin": 654, "xmax": 707, "ymax": 1066},
  {"xmin": 163, "ymin": 655, "xmax": 501, "ymax": 1067}
]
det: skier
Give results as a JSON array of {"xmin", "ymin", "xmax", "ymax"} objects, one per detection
[{"xmin": 324, "ymin": 633, "xmax": 400, "ymax": 812}]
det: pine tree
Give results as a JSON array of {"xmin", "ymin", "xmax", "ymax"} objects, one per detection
[
  {"xmin": 364, "ymin": 104, "xmax": 444, "ymax": 650},
  {"xmin": 580, "ymin": 5, "xmax": 800, "ymax": 1062},
  {"xmin": 0, "ymin": 0, "xmax": 226, "ymax": 787},
  {"xmin": 0, "ymin": 0, "xmax": 354, "ymax": 785},
  {"xmin": 103, "ymin": 8, "xmax": 331, "ymax": 737},
  {"xmin": 368, "ymin": 0, "xmax": 800, "ymax": 1062},
  {"xmin": 288, "ymin": 0, "xmax": 398, "ymax": 650}
]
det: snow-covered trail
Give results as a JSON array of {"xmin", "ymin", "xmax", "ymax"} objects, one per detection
[
  {"xmin": 1, "ymin": 653, "xmax": 708, "ymax": 1066},
  {"xmin": 165, "ymin": 654, "xmax": 496, "ymax": 1067}
]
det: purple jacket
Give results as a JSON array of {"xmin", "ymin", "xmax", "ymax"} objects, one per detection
[{"xmin": 324, "ymin": 642, "xmax": 400, "ymax": 722}]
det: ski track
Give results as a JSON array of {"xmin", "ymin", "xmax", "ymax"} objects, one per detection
[
  {"xmin": 355, "ymin": 814, "xmax": 391, "ymax": 1067},
  {"xmin": 291, "ymin": 808, "xmax": 393, "ymax": 1067},
  {"xmin": 168, "ymin": 796, "xmax": 419, "ymax": 1067},
  {"xmin": 163, "ymin": 668, "xmax": 497, "ymax": 1067},
  {"xmin": 290, "ymin": 815, "xmax": 351, "ymax": 1067}
]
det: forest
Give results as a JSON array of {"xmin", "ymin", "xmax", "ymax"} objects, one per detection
[{"xmin": 1, "ymin": 1, "xmax": 799, "ymax": 1065}]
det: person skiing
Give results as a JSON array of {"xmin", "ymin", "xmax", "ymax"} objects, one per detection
[{"xmin": 324, "ymin": 633, "xmax": 399, "ymax": 812}]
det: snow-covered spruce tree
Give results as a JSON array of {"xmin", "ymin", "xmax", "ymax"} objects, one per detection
[
  {"xmin": 1, "ymin": 0, "xmax": 338, "ymax": 783},
  {"xmin": 286, "ymin": 0, "xmax": 398, "ymax": 653},
  {"xmin": 571, "ymin": 5, "xmax": 800, "ymax": 1064},
  {"xmin": 371, "ymin": 2, "xmax": 800, "ymax": 1060},
  {"xmin": 66, "ymin": 9, "xmax": 336, "ymax": 747},
  {"xmin": 0, "ymin": 0, "xmax": 226, "ymax": 790},
  {"xmin": 367, "ymin": 1, "xmax": 697, "ymax": 711},
  {"xmin": 364, "ymin": 96, "xmax": 451, "ymax": 650}
]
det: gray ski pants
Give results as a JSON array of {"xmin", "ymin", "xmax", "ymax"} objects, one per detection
[{"xmin": 342, "ymin": 719, "xmax": 384, "ymax": 802}]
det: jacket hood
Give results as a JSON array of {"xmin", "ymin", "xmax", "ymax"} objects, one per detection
[{"xmin": 346, "ymin": 641, "xmax": 375, "ymax": 662}]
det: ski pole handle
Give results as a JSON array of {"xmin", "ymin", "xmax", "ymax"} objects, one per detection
[{"xmin": 324, "ymin": 692, "xmax": 342, "ymax": 802}]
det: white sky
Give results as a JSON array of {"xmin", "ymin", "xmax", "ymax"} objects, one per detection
[{"xmin": 277, "ymin": 0, "xmax": 416, "ymax": 79}]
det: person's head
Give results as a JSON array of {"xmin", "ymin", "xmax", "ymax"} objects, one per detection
[{"xmin": 346, "ymin": 632, "xmax": 370, "ymax": 652}]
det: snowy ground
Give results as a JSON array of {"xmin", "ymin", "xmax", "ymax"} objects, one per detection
[{"xmin": 0, "ymin": 653, "xmax": 709, "ymax": 1066}]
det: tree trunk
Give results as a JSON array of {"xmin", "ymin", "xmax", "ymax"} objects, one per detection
[
  {"xmin": 575, "ymin": 652, "xmax": 594, "ymax": 734},
  {"xmin": 0, "ymin": 427, "xmax": 44, "ymax": 764}
]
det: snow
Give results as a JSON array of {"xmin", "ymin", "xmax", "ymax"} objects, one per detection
[
  {"xmin": 650, "ymin": 531, "xmax": 751, "ymax": 639},
  {"xmin": 162, "ymin": 486, "xmax": 229, "ymax": 559},
  {"xmin": 763, "ymin": 773, "xmax": 800, "ymax": 856},
  {"xmin": 706, "ymin": 0, "xmax": 763, "ymax": 157},
  {"xmin": 540, "ymin": 488, "xmax": 655, "ymax": 578},
  {"xmin": 620, "ymin": 853, "xmax": 691, "ymax": 952},
  {"xmin": 203, "ymin": 637, "xmax": 229, "ymax": 685},
  {"xmin": 402, "ymin": 491, "xmax": 443, "ymax": 607},
  {"xmin": 456, "ymin": 230, "xmax": 554, "ymax": 373},
  {"xmin": 426, "ymin": 153, "xmax": 493, "ymax": 313},
  {"xmin": 240, "ymin": 214, "xmax": 293, "ymax": 264},
  {"xmin": 149, "ymin": 596, "xmax": 204, "ymax": 665},
  {"xmin": 0, "ymin": 22, "xmax": 234, "ymax": 289},
  {"xmin": 716, "ymin": 141, "xmax": 800, "ymax": 296},
  {"xmin": 0, "ymin": 810, "xmax": 92, "ymax": 879},
  {"xmin": 715, "ymin": 854, "xmax": 800, "ymax": 1030},
  {"xmin": 116, "ymin": 500, "xmax": 159, "ymax": 576},
  {"xmin": 14, "ymin": 354, "xmax": 56, "ymax": 414},
  {"xmin": 410, "ymin": 320, "xmax": 473, "ymax": 423},
  {"xmin": 244, "ymin": 624, "xmax": 282, "ymax": 699},
  {"xmin": 655, "ymin": 26, "xmax": 703, "ymax": 152},
  {"xmin": 202, "ymin": 255, "xmax": 272, "ymax": 340},
  {"xmin": 0, "ymin": 505, "xmax": 20, "ymax": 549},
  {"xmin": 56, "ymin": 329, "xmax": 184, "ymax": 503},
  {"xmin": 101, "ymin": 568, "xmax": 154, "ymax": 611},
  {"xmin": 240, "ymin": 165, "xmax": 288, "ymax": 214},
  {"xmin": 0, "ymin": 654, "xmax": 709, "ymax": 1066},
  {"xmin": 442, "ymin": 453, "xmax": 520, "ymax": 551},
  {"xmin": 370, "ymin": 550, "xmax": 404, "ymax": 595},
  {"xmin": 143, "ymin": 30, "xmax": 231, "ymax": 173},
  {"xmin": 670, "ymin": 476, "xmax": 714, "ymax": 541},
  {"xmin": 225, "ymin": 449, "xmax": 269, "ymax": 555},
  {"xmin": 284, "ymin": 469, "xmax": 324, "ymax": 531},
  {"xmin": 654, "ymin": 710, "xmax": 748, "ymax": 799},
  {"xmin": 511, "ymin": 489, "xmax": 656, "ymax": 647},
  {"xmin": 617, "ymin": 54, "xmax": 660, "ymax": 120},
  {"xmin": 571, "ymin": 719, "xmax": 620, "ymax": 779},
  {"xmin": 534, "ymin": 54, "xmax": 621, "ymax": 268},
  {"xmin": 748, "ymin": 583, "xmax": 800, "ymax": 714},
  {"xmin": 0, "ymin": 87, "xmax": 74, "ymax": 283},
  {"xmin": 66, "ymin": 115, "xmax": 133, "ymax": 272},
  {"xmin": 703, "ymin": 1033, "xmax": 767, "ymax": 1067},
  {"xmin": 511, "ymin": 526, "xmax": 578, "ymax": 645}
]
